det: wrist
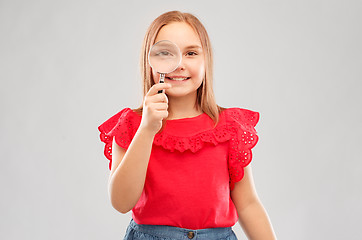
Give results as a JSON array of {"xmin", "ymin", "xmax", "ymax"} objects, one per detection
[{"xmin": 137, "ymin": 125, "xmax": 157, "ymax": 139}]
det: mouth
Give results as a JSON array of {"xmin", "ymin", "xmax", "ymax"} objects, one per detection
[{"xmin": 166, "ymin": 76, "xmax": 191, "ymax": 81}]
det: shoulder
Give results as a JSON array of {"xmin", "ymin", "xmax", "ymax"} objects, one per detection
[
  {"xmin": 98, "ymin": 107, "xmax": 142, "ymax": 139},
  {"xmin": 220, "ymin": 107, "xmax": 260, "ymax": 127}
]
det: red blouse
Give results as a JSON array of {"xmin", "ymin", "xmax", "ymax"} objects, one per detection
[{"xmin": 98, "ymin": 107, "xmax": 259, "ymax": 230}]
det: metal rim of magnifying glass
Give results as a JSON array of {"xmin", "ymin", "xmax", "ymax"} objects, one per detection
[{"xmin": 147, "ymin": 40, "xmax": 182, "ymax": 74}]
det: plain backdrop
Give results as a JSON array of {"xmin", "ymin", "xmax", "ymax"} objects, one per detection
[{"xmin": 1, "ymin": 0, "xmax": 361, "ymax": 239}]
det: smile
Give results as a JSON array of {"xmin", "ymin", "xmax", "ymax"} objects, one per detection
[{"xmin": 166, "ymin": 77, "xmax": 191, "ymax": 81}]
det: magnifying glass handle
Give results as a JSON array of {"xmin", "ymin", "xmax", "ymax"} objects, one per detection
[{"xmin": 158, "ymin": 73, "xmax": 165, "ymax": 94}]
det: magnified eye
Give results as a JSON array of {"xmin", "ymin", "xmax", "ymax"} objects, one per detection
[{"xmin": 156, "ymin": 51, "xmax": 174, "ymax": 56}]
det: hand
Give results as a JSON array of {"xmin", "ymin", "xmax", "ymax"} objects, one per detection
[{"xmin": 139, "ymin": 83, "xmax": 172, "ymax": 135}]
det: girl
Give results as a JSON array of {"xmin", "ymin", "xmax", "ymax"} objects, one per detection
[{"xmin": 98, "ymin": 11, "xmax": 276, "ymax": 240}]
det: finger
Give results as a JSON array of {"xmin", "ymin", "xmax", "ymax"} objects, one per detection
[
  {"xmin": 155, "ymin": 109, "xmax": 169, "ymax": 120},
  {"xmin": 147, "ymin": 93, "xmax": 168, "ymax": 103},
  {"xmin": 150, "ymin": 102, "xmax": 168, "ymax": 111},
  {"xmin": 148, "ymin": 83, "xmax": 172, "ymax": 96}
]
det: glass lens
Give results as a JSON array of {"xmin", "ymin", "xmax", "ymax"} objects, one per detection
[{"xmin": 148, "ymin": 40, "xmax": 181, "ymax": 74}]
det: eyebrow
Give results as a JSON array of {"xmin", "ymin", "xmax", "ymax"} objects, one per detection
[
  {"xmin": 184, "ymin": 45, "xmax": 202, "ymax": 50},
  {"xmin": 154, "ymin": 42, "xmax": 172, "ymax": 48}
]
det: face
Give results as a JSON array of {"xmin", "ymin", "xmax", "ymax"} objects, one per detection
[{"xmin": 152, "ymin": 22, "xmax": 205, "ymax": 98}]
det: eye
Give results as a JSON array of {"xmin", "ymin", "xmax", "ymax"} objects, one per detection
[
  {"xmin": 186, "ymin": 51, "xmax": 198, "ymax": 56},
  {"xmin": 156, "ymin": 51, "xmax": 173, "ymax": 56}
]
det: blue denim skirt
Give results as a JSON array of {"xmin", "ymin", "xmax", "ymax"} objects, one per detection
[{"xmin": 123, "ymin": 218, "xmax": 238, "ymax": 240}]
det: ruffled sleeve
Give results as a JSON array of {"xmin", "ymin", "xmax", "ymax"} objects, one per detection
[
  {"xmin": 97, "ymin": 108, "xmax": 140, "ymax": 170},
  {"xmin": 226, "ymin": 108, "xmax": 260, "ymax": 191}
]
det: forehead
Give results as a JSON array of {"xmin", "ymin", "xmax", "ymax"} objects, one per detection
[{"xmin": 155, "ymin": 22, "xmax": 202, "ymax": 49}]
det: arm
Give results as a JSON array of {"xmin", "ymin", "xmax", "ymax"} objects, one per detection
[
  {"xmin": 107, "ymin": 83, "xmax": 171, "ymax": 214},
  {"xmin": 108, "ymin": 127, "xmax": 155, "ymax": 214},
  {"xmin": 230, "ymin": 165, "xmax": 277, "ymax": 240}
]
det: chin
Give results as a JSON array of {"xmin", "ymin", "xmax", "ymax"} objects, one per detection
[{"xmin": 166, "ymin": 89, "xmax": 197, "ymax": 98}]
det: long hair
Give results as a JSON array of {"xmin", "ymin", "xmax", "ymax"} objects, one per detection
[{"xmin": 134, "ymin": 11, "xmax": 225, "ymax": 128}]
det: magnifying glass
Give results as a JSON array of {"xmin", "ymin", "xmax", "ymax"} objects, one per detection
[{"xmin": 148, "ymin": 40, "xmax": 181, "ymax": 93}]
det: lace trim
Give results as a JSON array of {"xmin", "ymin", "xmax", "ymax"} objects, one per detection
[
  {"xmin": 227, "ymin": 108, "xmax": 259, "ymax": 190},
  {"xmin": 98, "ymin": 108, "xmax": 139, "ymax": 169},
  {"xmin": 98, "ymin": 108, "xmax": 259, "ymax": 190}
]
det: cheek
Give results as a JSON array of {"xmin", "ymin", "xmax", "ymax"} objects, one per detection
[
  {"xmin": 192, "ymin": 59, "xmax": 205, "ymax": 79},
  {"xmin": 151, "ymin": 68, "xmax": 158, "ymax": 84},
  {"xmin": 191, "ymin": 62, "xmax": 205, "ymax": 89}
]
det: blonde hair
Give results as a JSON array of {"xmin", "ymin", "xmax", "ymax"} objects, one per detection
[{"xmin": 134, "ymin": 10, "xmax": 225, "ymax": 128}]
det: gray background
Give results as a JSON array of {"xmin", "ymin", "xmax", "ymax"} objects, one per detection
[{"xmin": 1, "ymin": 0, "xmax": 361, "ymax": 239}]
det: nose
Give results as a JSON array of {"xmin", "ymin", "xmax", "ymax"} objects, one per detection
[{"xmin": 176, "ymin": 56, "xmax": 186, "ymax": 71}]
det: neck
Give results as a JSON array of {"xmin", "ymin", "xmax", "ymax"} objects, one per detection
[{"xmin": 166, "ymin": 92, "xmax": 202, "ymax": 120}]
